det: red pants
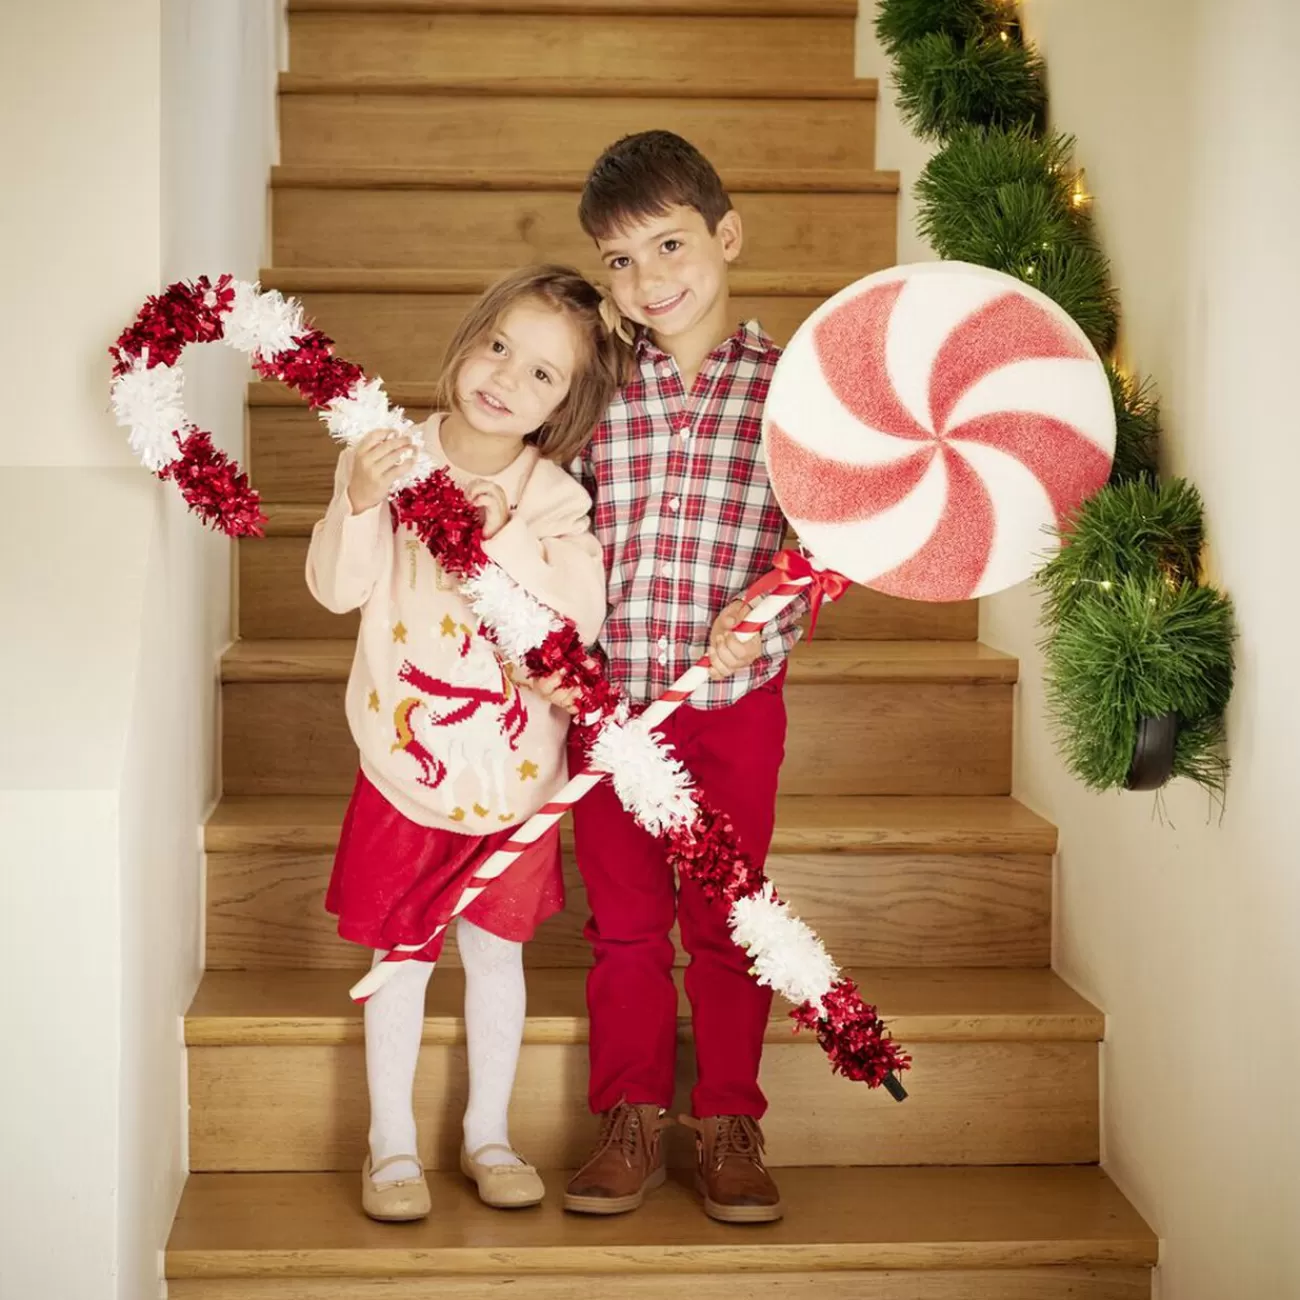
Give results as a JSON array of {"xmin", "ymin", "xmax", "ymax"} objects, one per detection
[{"xmin": 570, "ymin": 669, "xmax": 787, "ymax": 1119}]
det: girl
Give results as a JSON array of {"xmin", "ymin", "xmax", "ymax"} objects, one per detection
[{"xmin": 307, "ymin": 265, "xmax": 624, "ymax": 1221}]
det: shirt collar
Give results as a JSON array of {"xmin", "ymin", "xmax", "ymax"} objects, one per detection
[{"xmin": 635, "ymin": 319, "xmax": 774, "ymax": 367}]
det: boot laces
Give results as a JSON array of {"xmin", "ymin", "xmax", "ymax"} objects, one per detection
[
  {"xmin": 714, "ymin": 1114, "xmax": 764, "ymax": 1164},
  {"xmin": 598, "ymin": 1103, "xmax": 645, "ymax": 1163}
]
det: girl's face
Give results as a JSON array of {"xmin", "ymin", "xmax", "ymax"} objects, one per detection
[{"xmin": 454, "ymin": 300, "xmax": 581, "ymax": 442}]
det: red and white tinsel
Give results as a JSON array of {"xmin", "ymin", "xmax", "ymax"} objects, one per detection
[{"xmin": 109, "ymin": 277, "xmax": 910, "ymax": 1095}]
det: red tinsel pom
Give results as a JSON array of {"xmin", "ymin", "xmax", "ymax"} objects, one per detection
[
  {"xmin": 666, "ymin": 797, "xmax": 767, "ymax": 904},
  {"xmin": 391, "ymin": 469, "xmax": 490, "ymax": 578},
  {"xmin": 159, "ymin": 429, "xmax": 266, "ymax": 538},
  {"xmin": 523, "ymin": 627, "xmax": 623, "ymax": 722},
  {"xmin": 111, "ymin": 275, "xmax": 234, "ymax": 375},
  {"xmin": 791, "ymin": 977, "xmax": 911, "ymax": 1086},
  {"xmin": 257, "ymin": 328, "xmax": 364, "ymax": 408}
]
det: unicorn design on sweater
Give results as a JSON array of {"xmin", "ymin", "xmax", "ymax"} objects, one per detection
[{"xmin": 390, "ymin": 617, "xmax": 527, "ymax": 819}]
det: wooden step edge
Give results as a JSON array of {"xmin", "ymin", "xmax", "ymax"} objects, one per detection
[
  {"xmin": 219, "ymin": 637, "xmax": 1018, "ymax": 686},
  {"xmin": 256, "ymin": 266, "xmax": 860, "ymax": 297},
  {"xmin": 182, "ymin": 1008, "xmax": 1104, "ymax": 1048},
  {"xmin": 166, "ymin": 1167, "xmax": 1158, "ymax": 1277},
  {"xmin": 271, "ymin": 163, "xmax": 899, "ymax": 194},
  {"xmin": 278, "ymin": 73, "xmax": 878, "ymax": 101},
  {"xmin": 185, "ymin": 967, "xmax": 1104, "ymax": 1048},
  {"xmin": 290, "ymin": 0, "xmax": 859, "ymax": 15},
  {"xmin": 205, "ymin": 793, "xmax": 1059, "ymax": 856}
]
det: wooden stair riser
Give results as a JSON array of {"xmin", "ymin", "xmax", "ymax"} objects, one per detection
[
  {"xmin": 280, "ymin": 95, "xmax": 878, "ymax": 172},
  {"xmin": 257, "ymin": 290, "xmax": 829, "ymax": 380},
  {"xmin": 187, "ymin": 1038, "xmax": 1098, "ymax": 1171},
  {"xmin": 205, "ymin": 848, "xmax": 1052, "ymax": 971},
  {"xmin": 271, "ymin": 188, "xmax": 896, "ymax": 273},
  {"xmin": 288, "ymin": 12, "xmax": 857, "ymax": 95},
  {"xmin": 220, "ymin": 680, "xmax": 1014, "ymax": 797},
  {"xmin": 168, "ymin": 1271, "xmax": 1151, "ymax": 1300},
  {"xmin": 237, "ymin": 533, "xmax": 978, "ymax": 641}
]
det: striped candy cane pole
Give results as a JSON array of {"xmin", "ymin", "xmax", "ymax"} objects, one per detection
[{"xmin": 348, "ymin": 550, "xmax": 846, "ymax": 1003}]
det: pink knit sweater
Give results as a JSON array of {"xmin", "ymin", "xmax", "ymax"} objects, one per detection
[{"xmin": 306, "ymin": 415, "xmax": 605, "ymax": 832}]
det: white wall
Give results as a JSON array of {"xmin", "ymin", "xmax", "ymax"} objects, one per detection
[
  {"xmin": 0, "ymin": 2, "xmax": 282, "ymax": 1296},
  {"xmin": 861, "ymin": 2, "xmax": 1300, "ymax": 1296},
  {"xmin": 118, "ymin": 8, "xmax": 282, "ymax": 1298}
]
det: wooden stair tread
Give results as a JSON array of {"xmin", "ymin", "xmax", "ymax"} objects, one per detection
[
  {"xmin": 291, "ymin": 0, "xmax": 859, "ymax": 14},
  {"xmin": 220, "ymin": 637, "xmax": 1018, "ymax": 685},
  {"xmin": 272, "ymin": 163, "xmax": 899, "ymax": 192},
  {"xmin": 280, "ymin": 74, "xmax": 877, "ymax": 101},
  {"xmin": 166, "ymin": 1166, "xmax": 1156, "ymax": 1275},
  {"xmin": 186, "ymin": 966, "xmax": 1102, "ymax": 1046},
  {"xmin": 206, "ymin": 791, "xmax": 1057, "ymax": 855},
  {"xmin": 257, "ymin": 266, "xmax": 861, "ymax": 297}
]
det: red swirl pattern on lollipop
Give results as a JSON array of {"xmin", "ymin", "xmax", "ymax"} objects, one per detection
[{"xmin": 763, "ymin": 265, "xmax": 1116, "ymax": 602}]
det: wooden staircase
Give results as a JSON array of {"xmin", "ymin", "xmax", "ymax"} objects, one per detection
[{"xmin": 165, "ymin": 1, "xmax": 1158, "ymax": 1294}]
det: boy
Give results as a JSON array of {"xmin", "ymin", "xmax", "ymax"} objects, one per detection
[{"xmin": 549, "ymin": 131, "xmax": 805, "ymax": 1224}]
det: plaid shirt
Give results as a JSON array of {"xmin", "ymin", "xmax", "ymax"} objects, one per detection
[{"xmin": 575, "ymin": 320, "xmax": 804, "ymax": 710}]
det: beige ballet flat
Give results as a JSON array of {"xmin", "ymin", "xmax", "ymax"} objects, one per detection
[
  {"xmin": 362, "ymin": 1153, "xmax": 431, "ymax": 1222},
  {"xmin": 460, "ymin": 1143, "xmax": 545, "ymax": 1208}
]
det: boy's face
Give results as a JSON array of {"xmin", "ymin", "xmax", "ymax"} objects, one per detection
[{"xmin": 595, "ymin": 204, "xmax": 743, "ymax": 342}]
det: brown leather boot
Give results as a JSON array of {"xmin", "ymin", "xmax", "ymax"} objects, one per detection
[
  {"xmin": 681, "ymin": 1114, "xmax": 783, "ymax": 1223},
  {"xmin": 563, "ymin": 1101, "xmax": 671, "ymax": 1215}
]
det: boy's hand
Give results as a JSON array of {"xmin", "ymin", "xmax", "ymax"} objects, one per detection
[
  {"xmin": 347, "ymin": 428, "xmax": 415, "ymax": 514},
  {"xmin": 708, "ymin": 600, "xmax": 761, "ymax": 680},
  {"xmin": 466, "ymin": 480, "xmax": 510, "ymax": 540}
]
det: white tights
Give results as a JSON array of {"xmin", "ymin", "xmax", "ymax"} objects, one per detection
[{"xmin": 364, "ymin": 917, "xmax": 526, "ymax": 1184}]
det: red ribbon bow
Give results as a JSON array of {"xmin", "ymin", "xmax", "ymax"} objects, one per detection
[{"xmin": 770, "ymin": 548, "xmax": 853, "ymax": 641}]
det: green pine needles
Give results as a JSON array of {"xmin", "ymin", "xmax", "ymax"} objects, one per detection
[
  {"xmin": 1105, "ymin": 365, "xmax": 1160, "ymax": 486},
  {"xmin": 894, "ymin": 32, "xmax": 1046, "ymax": 139},
  {"xmin": 877, "ymin": 0, "xmax": 1236, "ymax": 794},
  {"xmin": 1042, "ymin": 569, "xmax": 1235, "ymax": 794},
  {"xmin": 875, "ymin": 0, "xmax": 1003, "ymax": 57}
]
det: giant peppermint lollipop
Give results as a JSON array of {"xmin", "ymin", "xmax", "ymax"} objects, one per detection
[{"xmin": 763, "ymin": 262, "xmax": 1116, "ymax": 602}]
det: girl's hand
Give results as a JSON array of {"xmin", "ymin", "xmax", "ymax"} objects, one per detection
[
  {"xmin": 347, "ymin": 428, "xmax": 415, "ymax": 514},
  {"xmin": 528, "ymin": 651, "xmax": 601, "ymax": 716},
  {"xmin": 466, "ymin": 480, "xmax": 511, "ymax": 539},
  {"xmin": 530, "ymin": 671, "xmax": 581, "ymax": 716},
  {"xmin": 708, "ymin": 599, "xmax": 761, "ymax": 680}
]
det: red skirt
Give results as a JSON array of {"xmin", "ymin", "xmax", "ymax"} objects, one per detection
[{"xmin": 325, "ymin": 771, "xmax": 565, "ymax": 961}]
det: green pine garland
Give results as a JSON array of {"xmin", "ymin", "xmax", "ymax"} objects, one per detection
[{"xmin": 877, "ymin": 0, "xmax": 1235, "ymax": 794}]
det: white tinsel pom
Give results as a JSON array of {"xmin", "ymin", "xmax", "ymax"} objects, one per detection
[
  {"xmin": 110, "ymin": 357, "xmax": 185, "ymax": 471},
  {"xmin": 391, "ymin": 448, "xmax": 435, "ymax": 492},
  {"xmin": 589, "ymin": 717, "xmax": 698, "ymax": 837},
  {"xmin": 729, "ymin": 883, "xmax": 839, "ymax": 1005},
  {"xmin": 222, "ymin": 280, "xmax": 305, "ymax": 360},
  {"xmin": 323, "ymin": 376, "xmax": 411, "ymax": 447},
  {"xmin": 463, "ymin": 563, "xmax": 561, "ymax": 662}
]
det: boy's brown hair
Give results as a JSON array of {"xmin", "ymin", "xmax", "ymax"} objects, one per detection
[
  {"xmin": 578, "ymin": 130, "xmax": 733, "ymax": 241},
  {"xmin": 434, "ymin": 265, "xmax": 628, "ymax": 465}
]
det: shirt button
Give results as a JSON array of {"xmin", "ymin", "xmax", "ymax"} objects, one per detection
[
  {"xmin": 657, "ymin": 636, "xmax": 668, "ymax": 649},
  {"xmin": 669, "ymin": 497, "xmax": 681, "ymax": 512},
  {"xmin": 679, "ymin": 426, "xmax": 692, "ymax": 439},
  {"xmin": 657, "ymin": 652, "xmax": 668, "ymax": 666}
]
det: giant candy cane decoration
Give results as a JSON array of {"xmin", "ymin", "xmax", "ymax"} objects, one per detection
[{"xmin": 108, "ymin": 275, "xmax": 910, "ymax": 1095}]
